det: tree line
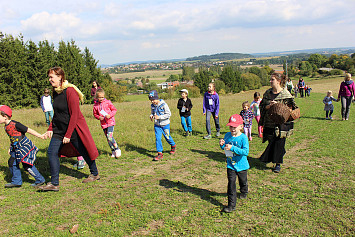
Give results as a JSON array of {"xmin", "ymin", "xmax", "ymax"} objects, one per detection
[{"xmin": 0, "ymin": 32, "xmax": 125, "ymax": 109}]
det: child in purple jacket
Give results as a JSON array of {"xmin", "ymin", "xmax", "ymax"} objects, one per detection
[{"xmin": 203, "ymin": 83, "xmax": 220, "ymax": 139}]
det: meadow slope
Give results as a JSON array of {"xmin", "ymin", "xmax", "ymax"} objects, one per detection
[{"xmin": 0, "ymin": 76, "xmax": 353, "ymax": 236}]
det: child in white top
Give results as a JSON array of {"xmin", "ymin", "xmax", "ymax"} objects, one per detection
[
  {"xmin": 250, "ymin": 92, "xmax": 263, "ymax": 138},
  {"xmin": 323, "ymin": 90, "xmax": 338, "ymax": 120}
]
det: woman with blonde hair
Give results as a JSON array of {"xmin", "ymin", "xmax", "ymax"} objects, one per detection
[{"xmin": 39, "ymin": 67, "xmax": 100, "ymax": 191}]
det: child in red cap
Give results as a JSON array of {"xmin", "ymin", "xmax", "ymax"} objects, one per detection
[
  {"xmin": 0, "ymin": 105, "xmax": 46, "ymax": 188},
  {"xmin": 219, "ymin": 114, "xmax": 250, "ymax": 213}
]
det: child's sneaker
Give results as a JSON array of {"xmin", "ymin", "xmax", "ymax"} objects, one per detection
[
  {"xmin": 249, "ymin": 137, "xmax": 252, "ymax": 141},
  {"xmin": 239, "ymin": 193, "xmax": 247, "ymax": 199},
  {"xmin": 222, "ymin": 206, "xmax": 236, "ymax": 213},
  {"xmin": 153, "ymin": 152, "xmax": 163, "ymax": 161},
  {"xmin": 77, "ymin": 160, "xmax": 86, "ymax": 169},
  {"xmin": 183, "ymin": 131, "xmax": 189, "ymax": 136},
  {"xmin": 203, "ymin": 134, "xmax": 211, "ymax": 139},
  {"xmin": 111, "ymin": 151, "xmax": 116, "ymax": 157},
  {"xmin": 216, "ymin": 131, "xmax": 221, "ymax": 137},
  {"xmin": 188, "ymin": 131, "xmax": 192, "ymax": 136},
  {"xmin": 170, "ymin": 145, "xmax": 176, "ymax": 154},
  {"xmin": 115, "ymin": 149, "xmax": 121, "ymax": 158},
  {"xmin": 329, "ymin": 116, "xmax": 333, "ymax": 120}
]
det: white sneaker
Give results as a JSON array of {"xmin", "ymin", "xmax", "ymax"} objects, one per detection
[
  {"xmin": 115, "ymin": 149, "xmax": 121, "ymax": 158},
  {"xmin": 111, "ymin": 151, "xmax": 116, "ymax": 157}
]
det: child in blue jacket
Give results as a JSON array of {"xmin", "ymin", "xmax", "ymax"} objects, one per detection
[{"xmin": 219, "ymin": 114, "xmax": 249, "ymax": 213}]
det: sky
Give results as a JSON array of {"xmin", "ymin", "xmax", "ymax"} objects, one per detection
[{"xmin": 1, "ymin": 0, "xmax": 355, "ymax": 65}]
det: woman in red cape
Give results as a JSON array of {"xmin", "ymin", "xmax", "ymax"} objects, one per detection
[{"xmin": 39, "ymin": 67, "xmax": 100, "ymax": 192}]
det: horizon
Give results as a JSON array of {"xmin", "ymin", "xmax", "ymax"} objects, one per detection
[{"xmin": 2, "ymin": 0, "xmax": 355, "ymax": 65}]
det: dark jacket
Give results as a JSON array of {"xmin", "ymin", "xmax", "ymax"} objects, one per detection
[{"xmin": 177, "ymin": 98, "xmax": 193, "ymax": 117}]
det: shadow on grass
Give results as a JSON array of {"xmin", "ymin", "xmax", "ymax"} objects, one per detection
[
  {"xmin": 124, "ymin": 143, "xmax": 155, "ymax": 158},
  {"xmin": 300, "ymin": 116, "xmax": 329, "ymax": 121},
  {"xmin": 191, "ymin": 149, "xmax": 225, "ymax": 162},
  {"xmin": 159, "ymin": 179, "xmax": 224, "ymax": 207}
]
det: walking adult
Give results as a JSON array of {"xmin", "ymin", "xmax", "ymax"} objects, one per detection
[
  {"xmin": 91, "ymin": 80, "xmax": 101, "ymax": 102},
  {"xmin": 337, "ymin": 73, "xmax": 355, "ymax": 120},
  {"xmin": 297, "ymin": 77, "xmax": 305, "ymax": 98},
  {"xmin": 39, "ymin": 67, "xmax": 100, "ymax": 191},
  {"xmin": 259, "ymin": 73, "xmax": 298, "ymax": 173}
]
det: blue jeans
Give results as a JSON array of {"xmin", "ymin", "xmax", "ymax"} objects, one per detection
[
  {"xmin": 180, "ymin": 116, "xmax": 192, "ymax": 132},
  {"xmin": 206, "ymin": 111, "xmax": 220, "ymax": 135},
  {"xmin": 8, "ymin": 157, "xmax": 45, "ymax": 185},
  {"xmin": 154, "ymin": 124, "xmax": 175, "ymax": 153},
  {"xmin": 103, "ymin": 126, "xmax": 118, "ymax": 152},
  {"xmin": 47, "ymin": 136, "xmax": 98, "ymax": 186},
  {"xmin": 44, "ymin": 111, "xmax": 54, "ymax": 126}
]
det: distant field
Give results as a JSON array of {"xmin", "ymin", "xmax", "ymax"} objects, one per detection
[{"xmin": 110, "ymin": 69, "xmax": 182, "ymax": 81}]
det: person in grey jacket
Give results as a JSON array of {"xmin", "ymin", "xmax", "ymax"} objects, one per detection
[{"xmin": 148, "ymin": 90, "xmax": 176, "ymax": 161}]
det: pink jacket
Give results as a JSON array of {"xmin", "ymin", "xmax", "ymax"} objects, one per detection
[{"xmin": 93, "ymin": 98, "xmax": 117, "ymax": 129}]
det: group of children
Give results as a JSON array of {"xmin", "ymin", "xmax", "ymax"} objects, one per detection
[{"xmin": 2, "ymin": 82, "xmax": 263, "ymax": 214}]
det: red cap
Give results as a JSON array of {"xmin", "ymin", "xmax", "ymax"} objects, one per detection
[
  {"xmin": 0, "ymin": 105, "xmax": 12, "ymax": 117},
  {"xmin": 226, "ymin": 114, "xmax": 243, "ymax": 127}
]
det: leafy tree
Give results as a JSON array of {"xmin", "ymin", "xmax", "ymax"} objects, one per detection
[
  {"xmin": 193, "ymin": 67, "xmax": 211, "ymax": 93},
  {"xmin": 182, "ymin": 66, "xmax": 195, "ymax": 81},
  {"xmin": 214, "ymin": 80, "xmax": 226, "ymax": 93},
  {"xmin": 308, "ymin": 53, "xmax": 327, "ymax": 68}
]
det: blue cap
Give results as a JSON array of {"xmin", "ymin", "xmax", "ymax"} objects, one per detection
[{"xmin": 148, "ymin": 90, "xmax": 159, "ymax": 100}]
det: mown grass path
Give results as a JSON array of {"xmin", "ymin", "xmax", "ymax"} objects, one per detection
[{"xmin": 0, "ymin": 77, "xmax": 353, "ymax": 236}]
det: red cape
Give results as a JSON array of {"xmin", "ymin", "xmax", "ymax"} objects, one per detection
[{"xmin": 49, "ymin": 87, "xmax": 99, "ymax": 160}]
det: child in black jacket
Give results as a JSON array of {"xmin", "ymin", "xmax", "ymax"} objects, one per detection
[{"xmin": 177, "ymin": 89, "xmax": 193, "ymax": 136}]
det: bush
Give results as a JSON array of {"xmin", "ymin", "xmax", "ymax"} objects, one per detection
[{"xmin": 329, "ymin": 69, "xmax": 343, "ymax": 76}]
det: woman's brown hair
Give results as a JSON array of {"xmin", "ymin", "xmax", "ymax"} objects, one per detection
[
  {"xmin": 47, "ymin": 67, "xmax": 66, "ymax": 85},
  {"xmin": 271, "ymin": 73, "xmax": 286, "ymax": 88}
]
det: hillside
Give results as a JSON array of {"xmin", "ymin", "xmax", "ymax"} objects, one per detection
[{"xmin": 186, "ymin": 52, "xmax": 253, "ymax": 62}]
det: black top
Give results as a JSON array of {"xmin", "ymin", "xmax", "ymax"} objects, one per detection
[
  {"xmin": 5, "ymin": 120, "xmax": 27, "ymax": 144},
  {"xmin": 177, "ymin": 98, "xmax": 193, "ymax": 117},
  {"xmin": 52, "ymin": 89, "xmax": 78, "ymax": 141}
]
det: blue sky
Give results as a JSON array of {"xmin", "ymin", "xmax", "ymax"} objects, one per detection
[{"xmin": 1, "ymin": 0, "xmax": 355, "ymax": 64}]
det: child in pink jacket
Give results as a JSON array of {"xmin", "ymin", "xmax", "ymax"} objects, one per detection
[{"xmin": 93, "ymin": 89, "xmax": 121, "ymax": 158}]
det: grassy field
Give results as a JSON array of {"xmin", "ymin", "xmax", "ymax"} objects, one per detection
[
  {"xmin": 110, "ymin": 69, "xmax": 182, "ymax": 82},
  {"xmin": 0, "ymin": 76, "xmax": 354, "ymax": 236}
]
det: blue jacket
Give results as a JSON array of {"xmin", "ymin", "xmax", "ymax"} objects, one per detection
[
  {"xmin": 203, "ymin": 91, "xmax": 220, "ymax": 116},
  {"xmin": 220, "ymin": 132, "xmax": 250, "ymax": 172}
]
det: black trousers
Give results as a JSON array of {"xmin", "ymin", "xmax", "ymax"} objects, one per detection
[
  {"xmin": 260, "ymin": 127, "xmax": 286, "ymax": 164},
  {"xmin": 227, "ymin": 169, "xmax": 248, "ymax": 208}
]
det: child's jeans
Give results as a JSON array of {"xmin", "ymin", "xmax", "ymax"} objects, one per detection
[
  {"xmin": 180, "ymin": 116, "xmax": 192, "ymax": 132},
  {"xmin": 154, "ymin": 124, "xmax": 175, "ymax": 153},
  {"xmin": 44, "ymin": 110, "xmax": 54, "ymax": 126},
  {"xmin": 103, "ymin": 126, "xmax": 119, "ymax": 152},
  {"xmin": 227, "ymin": 168, "xmax": 248, "ymax": 208},
  {"xmin": 206, "ymin": 111, "xmax": 220, "ymax": 135},
  {"xmin": 326, "ymin": 110, "xmax": 333, "ymax": 118},
  {"xmin": 254, "ymin": 115, "xmax": 263, "ymax": 136},
  {"xmin": 244, "ymin": 126, "xmax": 252, "ymax": 138},
  {"xmin": 8, "ymin": 157, "xmax": 45, "ymax": 185}
]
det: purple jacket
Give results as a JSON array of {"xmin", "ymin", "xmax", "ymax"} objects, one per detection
[
  {"xmin": 203, "ymin": 91, "xmax": 220, "ymax": 116},
  {"xmin": 338, "ymin": 80, "xmax": 355, "ymax": 99}
]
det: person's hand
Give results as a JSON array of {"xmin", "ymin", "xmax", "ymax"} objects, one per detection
[
  {"xmin": 45, "ymin": 131, "xmax": 53, "ymax": 139},
  {"xmin": 105, "ymin": 114, "xmax": 111, "ymax": 119},
  {"xmin": 203, "ymin": 113, "xmax": 205, "ymax": 115},
  {"xmin": 154, "ymin": 115, "xmax": 160, "ymax": 120},
  {"xmin": 215, "ymin": 115, "xmax": 218, "ymax": 119},
  {"xmin": 99, "ymin": 116, "xmax": 104, "ymax": 121},
  {"xmin": 8, "ymin": 148, "xmax": 10, "ymax": 155},
  {"xmin": 39, "ymin": 133, "xmax": 46, "ymax": 140},
  {"xmin": 150, "ymin": 115, "xmax": 154, "ymax": 121},
  {"xmin": 63, "ymin": 137, "xmax": 70, "ymax": 144},
  {"xmin": 219, "ymin": 139, "xmax": 225, "ymax": 146},
  {"xmin": 225, "ymin": 144, "xmax": 232, "ymax": 150}
]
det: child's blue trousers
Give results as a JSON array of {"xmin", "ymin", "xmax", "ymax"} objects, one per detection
[
  {"xmin": 8, "ymin": 157, "xmax": 45, "ymax": 185},
  {"xmin": 180, "ymin": 116, "xmax": 192, "ymax": 132},
  {"xmin": 154, "ymin": 124, "xmax": 175, "ymax": 153}
]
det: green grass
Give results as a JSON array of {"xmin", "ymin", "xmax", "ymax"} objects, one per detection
[{"xmin": 0, "ymin": 79, "xmax": 354, "ymax": 236}]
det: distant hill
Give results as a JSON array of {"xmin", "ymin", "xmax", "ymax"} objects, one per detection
[
  {"xmin": 252, "ymin": 47, "xmax": 355, "ymax": 57},
  {"xmin": 185, "ymin": 53, "xmax": 253, "ymax": 62}
]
